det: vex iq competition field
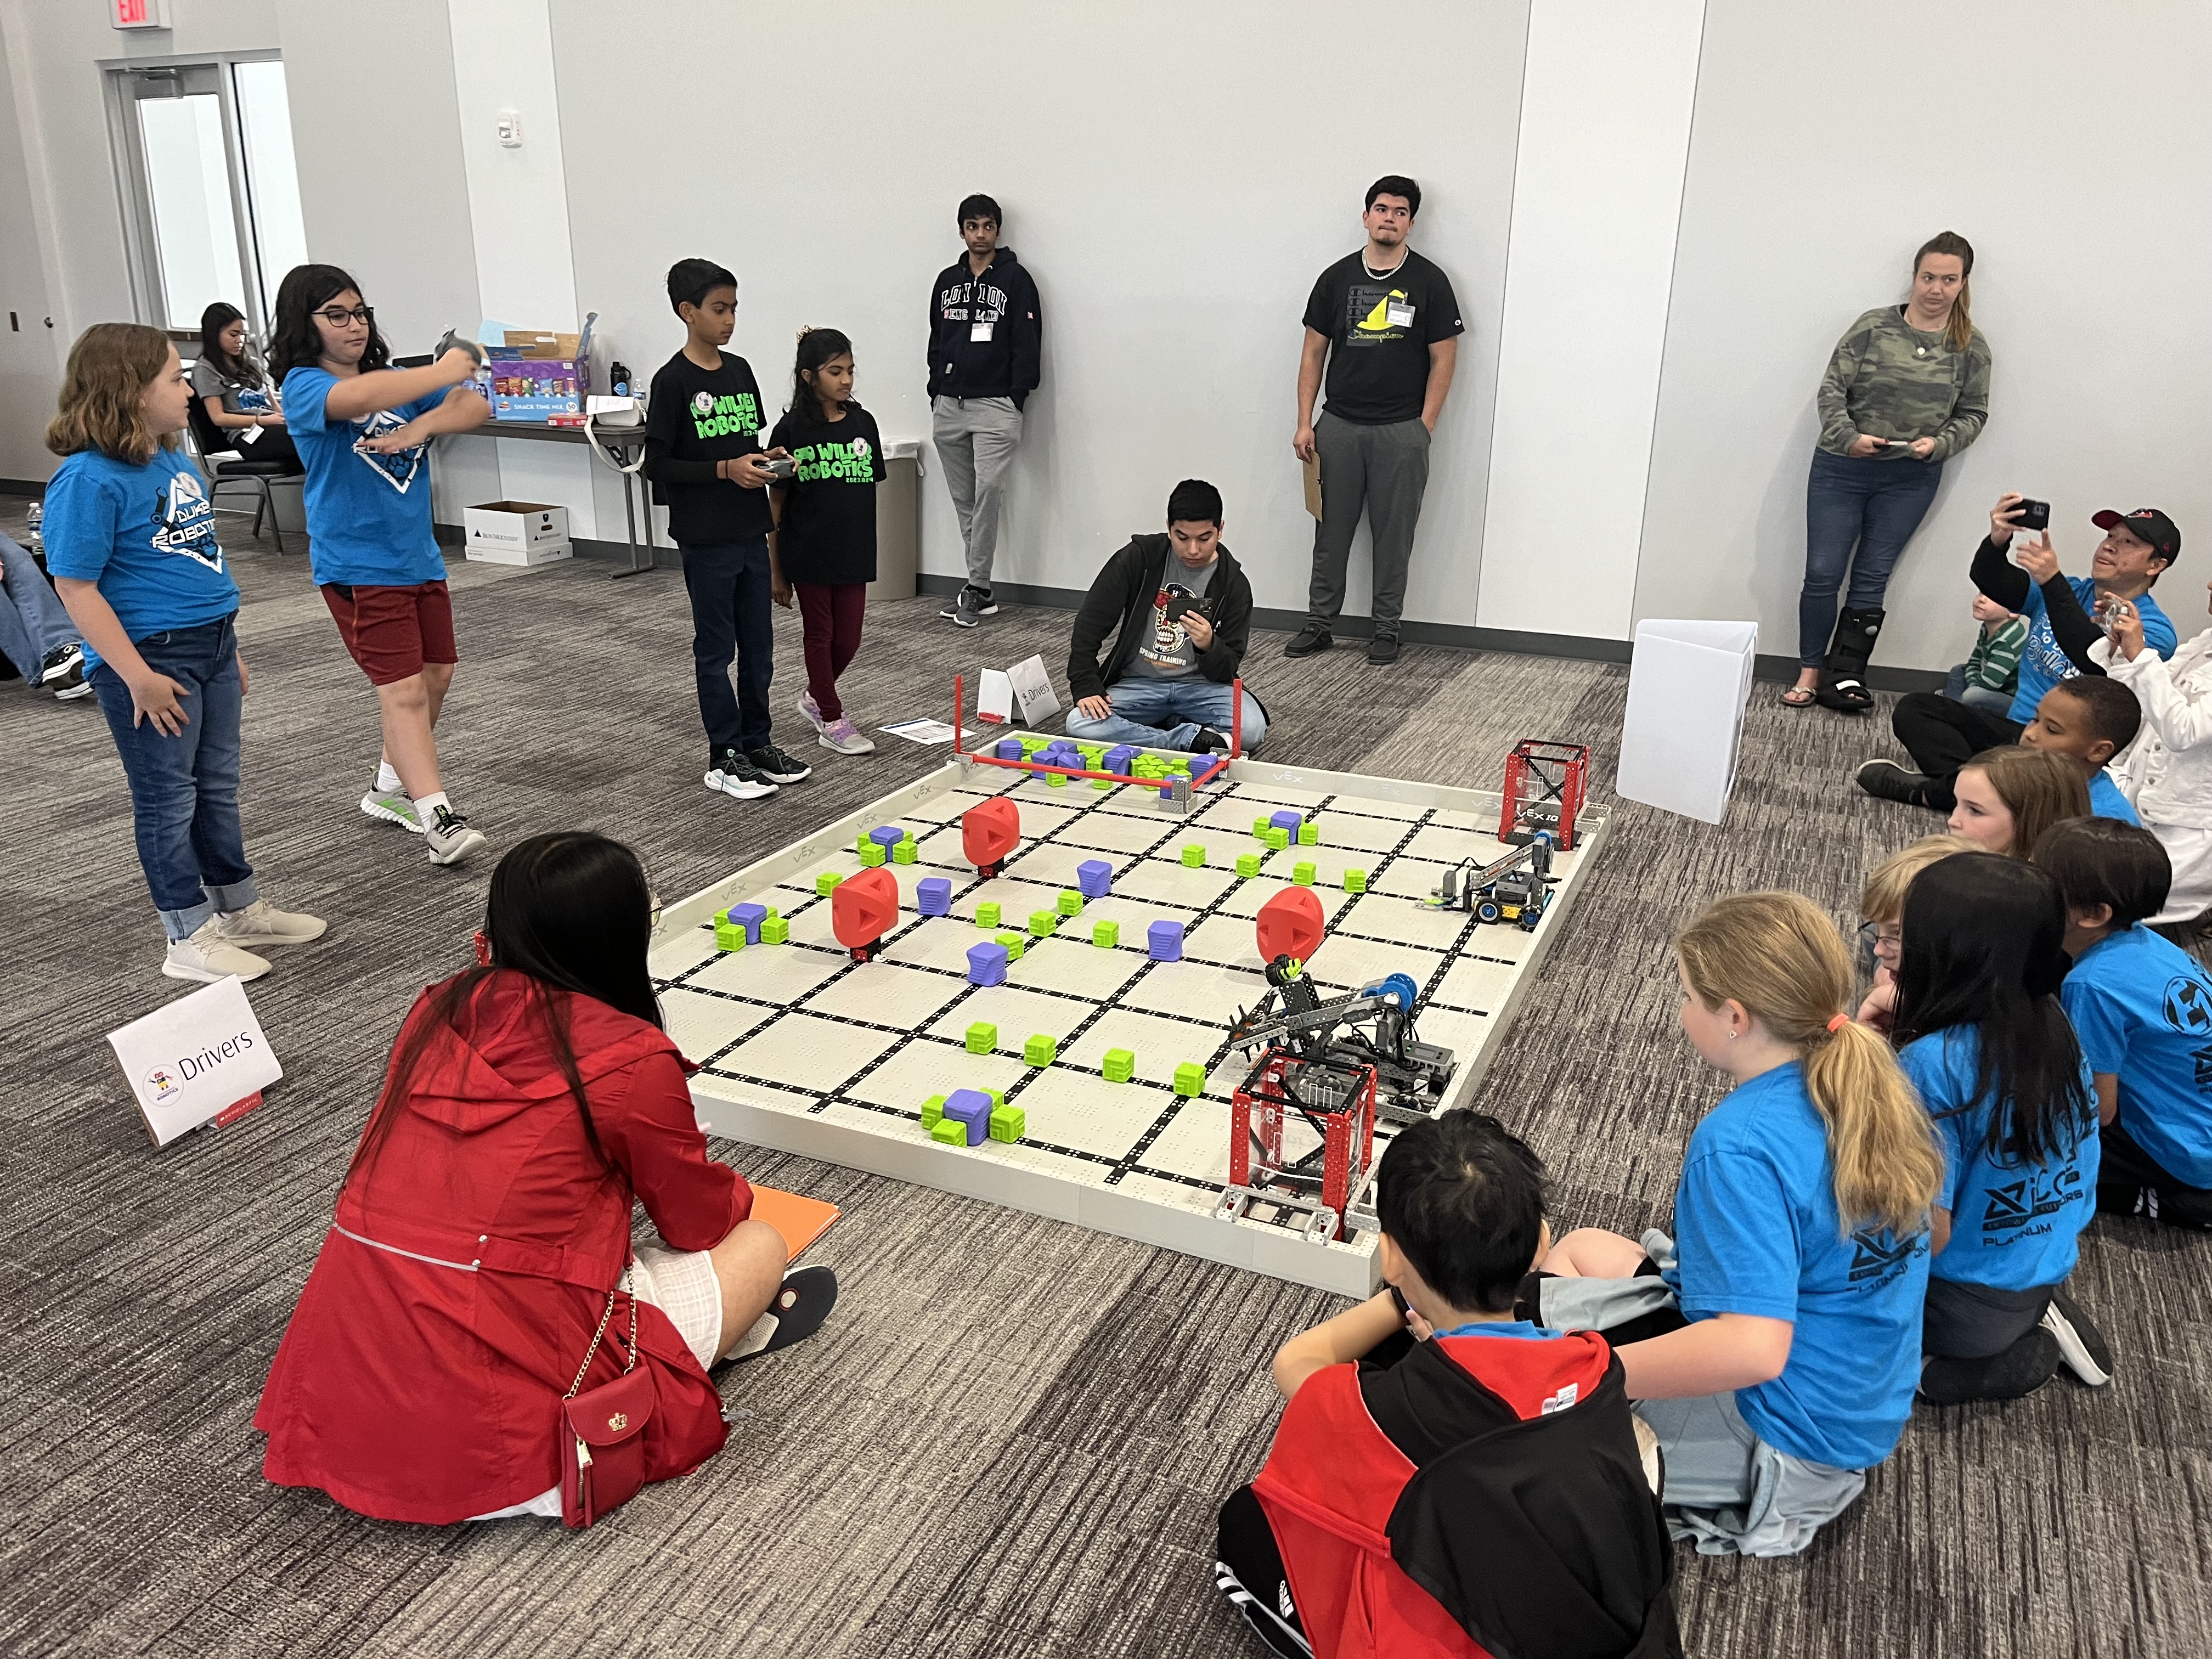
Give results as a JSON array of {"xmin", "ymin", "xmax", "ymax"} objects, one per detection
[{"xmin": 649, "ymin": 733, "xmax": 1606, "ymax": 1294}]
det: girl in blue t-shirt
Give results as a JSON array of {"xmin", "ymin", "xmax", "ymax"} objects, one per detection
[
  {"xmin": 1540, "ymin": 891, "xmax": 1943, "ymax": 1556},
  {"xmin": 269, "ymin": 262, "xmax": 490, "ymax": 867},
  {"xmin": 44, "ymin": 323, "xmax": 325, "ymax": 984},
  {"xmin": 1891, "ymin": 852, "xmax": 2108, "ymax": 1402}
]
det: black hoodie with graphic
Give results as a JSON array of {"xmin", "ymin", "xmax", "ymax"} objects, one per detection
[{"xmin": 926, "ymin": 249, "xmax": 1042, "ymax": 408}]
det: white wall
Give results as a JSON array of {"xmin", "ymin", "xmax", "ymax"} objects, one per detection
[
  {"xmin": 1635, "ymin": 0, "xmax": 2212, "ymax": 673},
  {"xmin": 1476, "ymin": 0, "xmax": 1703, "ymax": 643},
  {"xmin": 549, "ymin": 0, "xmax": 1529, "ymax": 618},
  {"xmin": 0, "ymin": 16, "xmax": 57, "ymax": 481}
]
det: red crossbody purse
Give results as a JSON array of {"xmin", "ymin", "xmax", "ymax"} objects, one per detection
[{"xmin": 560, "ymin": 1264, "xmax": 657, "ymax": 1528}]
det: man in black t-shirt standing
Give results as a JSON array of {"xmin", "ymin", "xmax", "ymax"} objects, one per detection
[
  {"xmin": 642, "ymin": 258, "xmax": 815, "ymax": 802},
  {"xmin": 1288, "ymin": 177, "xmax": 1463, "ymax": 665}
]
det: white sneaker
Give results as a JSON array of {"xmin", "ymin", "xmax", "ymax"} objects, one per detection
[
  {"xmin": 361, "ymin": 789, "xmax": 427, "ymax": 834},
  {"xmin": 797, "ymin": 691, "xmax": 828, "ymax": 734},
  {"xmin": 208, "ymin": 899, "xmax": 329, "ymax": 947},
  {"xmin": 425, "ymin": 805, "xmax": 488, "ymax": 866},
  {"xmin": 163, "ymin": 920, "xmax": 272, "ymax": 983},
  {"xmin": 817, "ymin": 716, "xmax": 876, "ymax": 755}
]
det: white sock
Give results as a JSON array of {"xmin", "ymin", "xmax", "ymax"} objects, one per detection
[
  {"xmin": 376, "ymin": 760, "xmax": 403, "ymax": 794},
  {"xmin": 415, "ymin": 790, "xmax": 452, "ymax": 820}
]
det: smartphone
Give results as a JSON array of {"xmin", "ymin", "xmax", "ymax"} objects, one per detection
[
  {"xmin": 2013, "ymin": 499, "xmax": 2051, "ymax": 532},
  {"xmin": 758, "ymin": 454, "xmax": 796, "ymax": 481},
  {"xmin": 1165, "ymin": 596, "xmax": 1203, "ymax": 623}
]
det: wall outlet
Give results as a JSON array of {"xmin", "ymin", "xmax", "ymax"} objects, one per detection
[{"xmin": 496, "ymin": 110, "xmax": 523, "ymax": 148}]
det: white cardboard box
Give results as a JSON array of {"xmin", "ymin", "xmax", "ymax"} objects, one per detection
[
  {"xmin": 1616, "ymin": 618, "xmax": 1758, "ymax": 825},
  {"xmin": 464, "ymin": 499, "xmax": 573, "ymax": 567}
]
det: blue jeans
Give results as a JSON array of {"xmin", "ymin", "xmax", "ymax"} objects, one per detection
[
  {"xmin": 680, "ymin": 538, "xmax": 774, "ymax": 761},
  {"xmin": 1064, "ymin": 677, "xmax": 1268, "ymax": 753},
  {"xmin": 1942, "ymin": 663, "xmax": 2017, "ymax": 716},
  {"xmin": 1798, "ymin": 449, "xmax": 1943, "ymax": 665},
  {"xmin": 90, "ymin": 615, "xmax": 258, "ymax": 940},
  {"xmin": 0, "ymin": 531, "xmax": 79, "ymax": 681}
]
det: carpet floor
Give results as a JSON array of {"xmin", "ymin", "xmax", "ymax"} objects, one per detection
[{"xmin": 2, "ymin": 505, "xmax": 2206, "ymax": 1659}]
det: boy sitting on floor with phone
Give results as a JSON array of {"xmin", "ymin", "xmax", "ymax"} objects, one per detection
[{"xmin": 1213, "ymin": 1111, "xmax": 1679, "ymax": 1659}]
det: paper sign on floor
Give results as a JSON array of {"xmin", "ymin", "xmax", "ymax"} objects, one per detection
[
  {"xmin": 1007, "ymin": 654, "xmax": 1060, "ymax": 724},
  {"xmin": 108, "ymin": 975, "xmax": 283, "ymax": 1147},
  {"xmin": 976, "ymin": 668, "xmax": 1014, "ymax": 724}
]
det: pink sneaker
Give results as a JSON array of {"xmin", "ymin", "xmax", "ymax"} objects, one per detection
[
  {"xmin": 797, "ymin": 691, "xmax": 827, "ymax": 732},
  {"xmin": 817, "ymin": 716, "xmax": 876, "ymax": 755}
]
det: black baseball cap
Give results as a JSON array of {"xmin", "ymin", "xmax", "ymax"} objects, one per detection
[{"xmin": 2092, "ymin": 507, "xmax": 2181, "ymax": 562}]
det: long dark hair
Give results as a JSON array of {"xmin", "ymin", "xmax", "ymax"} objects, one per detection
[
  {"xmin": 787, "ymin": 326, "xmax": 859, "ymax": 426},
  {"xmin": 346, "ymin": 833, "xmax": 663, "ymax": 1188},
  {"xmin": 197, "ymin": 301, "xmax": 266, "ymax": 388},
  {"xmin": 269, "ymin": 262, "xmax": 392, "ymax": 380},
  {"xmin": 1891, "ymin": 853, "xmax": 2092, "ymax": 1166}
]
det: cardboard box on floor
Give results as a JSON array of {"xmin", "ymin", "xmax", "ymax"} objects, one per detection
[{"xmin": 464, "ymin": 500, "xmax": 573, "ymax": 567}]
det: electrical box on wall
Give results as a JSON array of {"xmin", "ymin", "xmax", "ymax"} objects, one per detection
[
  {"xmin": 110, "ymin": 0, "xmax": 172, "ymax": 28},
  {"xmin": 496, "ymin": 110, "xmax": 524, "ymax": 148}
]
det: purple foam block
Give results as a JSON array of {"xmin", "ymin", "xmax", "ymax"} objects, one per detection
[
  {"xmin": 870, "ymin": 825, "xmax": 906, "ymax": 849},
  {"xmin": 966, "ymin": 940, "xmax": 1009, "ymax": 987},
  {"xmin": 995, "ymin": 738, "xmax": 1024, "ymax": 760},
  {"xmin": 1076, "ymin": 859, "xmax": 1112, "ymax": 899},
  {"xmin": 1269, "ymin": 810, "xmax": 1303, "ymax": 833},
  {"xmin": 1148, "ymin": 919, "xmax": 1184, "ymax": 962},
  {"xmin": 1104, "ymin": 744, "xmax": 1138, "ymax": 775},
  {"xmin": 728, "ymin": 901, "xmax": 768, "ymax": 944},
  {"xmin": 943, "ymin": 1087, "xmax": 994, "ymax": 1146},
  {"xmin": 917, "ymin": 876, "xmax": 953, "ymax": 916},
  {"xmin": 1188, "ymin": 755, "xmax": 1220, "ymax": 781}
]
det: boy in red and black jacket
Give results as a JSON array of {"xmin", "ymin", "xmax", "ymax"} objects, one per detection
[{"xmin": 1216, "ymin": 1111, "xmax": 1681, "ymax": 1659}]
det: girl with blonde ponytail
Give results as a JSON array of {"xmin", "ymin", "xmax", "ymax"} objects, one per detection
[{"xmin": 1537, "ymin": 891, "xmax": 1942, "ymax": 1556}]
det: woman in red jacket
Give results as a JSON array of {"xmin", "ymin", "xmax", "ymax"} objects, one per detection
[{"xmin": 256, "ymin": 831, "xmax": 836, "ymax": 1523}]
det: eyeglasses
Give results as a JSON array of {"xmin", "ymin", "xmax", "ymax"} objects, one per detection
[
  {"xmin": 1858, "ymin": 921, "xmax": 1903, "ymax": 950},
  {"xmin": 315, "ymin": 306, "xmax": 374, "ymax": 327}
]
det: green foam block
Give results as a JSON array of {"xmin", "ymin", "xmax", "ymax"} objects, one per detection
[
  {"xmin": 996, "ymin": 930, "xmax": 1026, "ymax": 960},
  {"xmin": 1236, "ymin": 853, "xmax": 1262, "ymax": 878},
  {"xmin": 1024, "ymin": 1033, "xmax": 1056, "ymax": 1066},
  {"xmin": 1265, "ymin": 827, "xmax": 1290, "ymax": 851},
  {"xmin": 1102, "ymin": 1047, "xmax": 1135, "ymax": 1083},
  {"xmin": 976, "ymin": 901, "xmax": 1002, "ymax": 928},
  {"xmin": 921, "ymin": 1093, "xmax": 947, "ymax": 1128},
  {"xmin": 1181, "ymin": 844, "xmax": 1206, "ymax": 867},
  {"xmin": 1030, "ymin": 910, "xmax": 1059, "ymax": 937},
  {"xmin": 989, "ymin": 1104, "xmax": 1026, "ymax": 1144},
  {"xmin": 1047, "ymin": 772, "xmax": 1068, "ymax": 788},
  {"xmin": 1298, "ymin": 822, "xmax": 1319, "ymax": 845},
  {"xmin": 930, "ymin": 1116, "xmax": 967, "ymax": 1147},
  {"xmin": 1293, "ymin": 861, "xmax": 1316, "ymax": 886},
  {"xmin": 1342, "ymin": 868, "xmax": 1368, "ymax": 893},
  {"xmin": 859, "ymin": 843, "xmax": 886, "ymax": 867},
  {"xmin": 1093, "ymin": 921, "xmax": 1119, "ymax": 949},
  {"xmin": 714, "ymin": 921, "xmax": 745, "ymax": 952},
  {"xmin": 966, "ymin": 1022, "xmax": 997, "ymax": 1054},
  {"xmin": 891, "ymin": 841, "xmax": 917, "ymax": 864},
  {"xmin": 761, "ymin": 916, "xmax": 790, "ymax": 944},
  {"xmin": 815, "ymin": 871, "xmax": 843, "ymax": 896},
  {"xmin": 1252, "ymin": 817, "xmax": 1271, "ymax": 838},
  {"xmin": 1173, "ymin": 1062, "xmax": 1206, "ymax": 1097},
  {"xmin": 1057, "ymin": 890, "xmax": 1084, "ymax": 916}
]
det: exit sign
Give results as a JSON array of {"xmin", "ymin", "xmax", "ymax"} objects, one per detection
[{"xmin": 110, "ymin": 0, "xmax": 172, "ymax": 27}]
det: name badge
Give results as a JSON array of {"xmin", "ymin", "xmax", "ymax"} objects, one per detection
[
  {"xmin": 1386, "ymin": 299, "xmax": 1415, "ymax": 329},
  {"xmin": 970, "ymin": 320, "xmax": 995, "ymax": 342}
]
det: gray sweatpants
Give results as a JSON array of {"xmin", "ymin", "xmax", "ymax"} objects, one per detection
[
  {"xmin": 933, "ymin": 394, "xmax": 1023, "ymax": 589},
  {"xmin": 1308, "ymin": 409, "xmax": 1430, "ymax": 633}
]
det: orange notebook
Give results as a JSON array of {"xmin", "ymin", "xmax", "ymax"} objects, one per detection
[{"xmin": 748, "ymin": 1184, "xmax": 842, "ymax": 1261}]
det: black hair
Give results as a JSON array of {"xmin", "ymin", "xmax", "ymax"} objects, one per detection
[
  {"xmin": 957, "ymin": 193, "xmax": 1001, "ymax": 229},
  {"xmin": 788, "ymin": 326, "xmax": 859, "ymax": 426},
  {"xmin": 1365, "ymin": 174, "xmax": 1422, "ymax": 217},
  {"xmin": 667, "ymin": 257, "xmax": 738, "ymax": 316},
  {"xmin": 1892, "ymin": 854, "xmax": 2094, "ymax": 1167},
  {"xmin": 2033, "ymin": 816, "xmax": 2172, "ymax": 927},
  {"xmin": 1166, "ymin": 478, "xmax": 1223, "ymax": 527},
  {"xmin": 196, "ymin": 301, "xmax": 264, "ymax": 388},
  {"xmin": 2046, "ymin": 675, "xmax": 2142, "ymax": 756},
  {"xmin": 1375, "ymin": 1110, "xmax": 1548, "ymax": 1314},
  {"xmin": 346, "ymin": 832, "xmax": 663, "ymax": 1190},
  {"xmin": 269, "ymin": 263, "xmax": 391, "ymax": 380}
]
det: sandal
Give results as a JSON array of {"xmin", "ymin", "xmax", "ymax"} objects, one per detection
[
  {"xmin": 1816, "ymin": 675, "xmax": 1875, "ymax": 713},
  {"xmin": 1780, "ymin": 685, "xmax": 1818, "ymax": 708},
  {"xmin": 728, "ymin": 1265, "xmax": 839, "ymax": 1363}
]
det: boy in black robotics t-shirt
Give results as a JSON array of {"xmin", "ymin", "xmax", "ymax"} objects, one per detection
[{"xmin": 642, "ymin": 258, "xmax": 813, "ymax": 802}]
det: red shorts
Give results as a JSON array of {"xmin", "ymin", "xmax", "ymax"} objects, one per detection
[{"xmin": 320, "ymin": 580, "xmax": 458, "ymax": 686}]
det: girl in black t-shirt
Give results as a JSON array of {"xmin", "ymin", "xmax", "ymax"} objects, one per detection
[{"xmin": 769, "ymin": 327, "xmax": 888, "ymax": 757}]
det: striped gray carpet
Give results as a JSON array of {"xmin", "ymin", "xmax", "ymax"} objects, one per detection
[{"xmin": 2, "ymin": 503, "xmax": 2205, "ymax": 1658}]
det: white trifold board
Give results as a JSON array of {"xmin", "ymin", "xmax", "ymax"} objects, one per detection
[
  {"xmin": 656, "ymin": 743, "xmax": 1607, "ymax": 1295},
  {"xmin": 1616, "ymin": 618, "xmax": 1757, "ymax": 826}
]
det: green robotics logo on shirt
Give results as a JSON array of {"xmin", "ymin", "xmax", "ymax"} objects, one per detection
[
  {"xmin": 789, "ymin": 433, "xmax": 874, "ymax": 485},
  {"xmin": 690, "ymin": 388, "xmax": 760, "ymax": 439}
]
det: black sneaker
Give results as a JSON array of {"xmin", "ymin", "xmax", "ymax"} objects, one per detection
[
  {"xmin": 706, "ymin": 748, "xmax": 776, "ymax": 800},
  {"xmin": 1856, "ymin": 757, "xmax": 1938, "ymax": 808},
  {"xmin": 939, "ymin": 584, "xmax": 995, "ymax": 627},
  {"xmin": 1191, "ymin": 727, "xmax": 1231, "ymax": 754},
  {"xmin": 1367, "ymin": 632, "xmax": 1401, "ymax": 665},
  {"xmin": 37, "ymin": 642, "xmax": 84, "ymax": 687},
  {"xmin": 1283, "ymin": 622, "xmax": 1334, "ymax": 659},
  {"xmin": 2041, "ymin": 1288, "xmax": 2113, "ymax": 1386},
  {"xmin": 1916, "ymin": 1328, "xmax": 2061, "ymax": 1406},
  {"xmin": 748, "ymin": 742, "xmax": 813, "ymax": 783}
]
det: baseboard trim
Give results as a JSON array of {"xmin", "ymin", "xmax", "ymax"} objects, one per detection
[
  {"xmin": 1752, "ymin": 652, "xmax": 1944, "ymax": 693},
  {"xmin": 0, "ymin": 478, "xmax": 48, "ymax": 497}
]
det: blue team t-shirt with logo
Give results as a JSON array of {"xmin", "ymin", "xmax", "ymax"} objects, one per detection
[
  {"xmin": 2088, "ymin": 770, "xmax": 2140, "ymax": 825},
  {"xmin": 281, "ymin": 366, "xmax": 448, "ymax": 588},
  {"xmin": 1666, "ymin": 1062, "xmax": 1930, "ymax": 1471},
  {"xmin": 2062, "ymin": 926, "xmax": 2212, "ymax": 1187},
  {"xmin": 1900, "ymin": 1026, "xmax": 2099, "ymax": 1290},
  {"xmin": 2008, "ymin": 577, "xmax": 2174, "ymax": 725},
  {"xmin": 41, "ymin": 446, "xmax": 236, "ymax": 666}
]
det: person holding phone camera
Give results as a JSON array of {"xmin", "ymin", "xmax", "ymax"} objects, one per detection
[
  {"xmin": 1788, "ymin": 233, "xmax": 1992, "ymax": 713},
  {"xmin": 1066, "ymin": 479, "xmax": 1265, "ymax": 755},
  {"xmin": 1860, "ymin": 498, "xmax": 2181, "ymax": 810}
]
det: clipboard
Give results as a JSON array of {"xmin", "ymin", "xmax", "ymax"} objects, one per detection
[
  {"xmin": 748, "ymin": 1183, "xmax": 842, "ymax": 1260},
  {"xmin": 1302, "ymin": 448, "xmax": 1323, "ymax": 520}
]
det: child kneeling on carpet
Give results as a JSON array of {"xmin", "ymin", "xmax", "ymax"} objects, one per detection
[
  {"xmin": 1539, "ymin": 892, "xmax": 1943, "ymax": 1557},
  {"xmin": 43, "ymin": 323, "xmax": 327, "ymax": 984},
  {"xmin": 1891, "ymin": 851, "xmax": 2111, "ymax": 1402},
  {"xmin": 2036, "ymin": 817, "xmax": 2212, "ymax": 1229},
  {"xmin": 256, "ymin": 832, "xmax": 837, "ymax": 1524},
  {"xmin": 1215, "ymin": 1111, "xmax": 1680, "ymax": 1659},
  {"xmin": 1947, "ymin": 744, "xmax": 2090, "ymax": 857}
]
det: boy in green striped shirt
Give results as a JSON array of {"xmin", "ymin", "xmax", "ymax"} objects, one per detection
[{"xmin": 1944, "ymin": 591, "xmax": 2027, "ymax": 716}]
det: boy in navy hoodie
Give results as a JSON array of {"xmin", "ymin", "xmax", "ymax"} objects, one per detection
[{"xmin": 928, "ymin": 194, "xmax": 1042, "ymax": 628}]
